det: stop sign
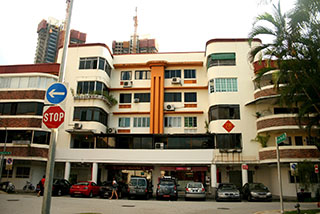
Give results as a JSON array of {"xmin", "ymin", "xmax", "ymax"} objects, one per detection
[{"xmin": 43, "ymin": 106, "xmax": 65, "ymax": 129}]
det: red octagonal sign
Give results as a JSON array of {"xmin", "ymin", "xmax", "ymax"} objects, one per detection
[{"xmin": 43, "ymin": 106, "xmax": 65, "ymax": 129}]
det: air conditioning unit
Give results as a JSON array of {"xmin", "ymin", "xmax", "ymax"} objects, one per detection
[
  {"xmin": 123, "ymin": 81, "xmax": 132, "ymax": 88},
  {"xmin": 171, "ymin": 77, "xmax": 181, "ymax": 84},
  {"xmin": 155, "ymin": 142, "xmax": 164, "ymax": 149},
  {"xmin": 165, "ymin": 104, "xmax": 175, "ymax": 111},
  {"xmin": 133, "ymin": 98, "xmax": 140, "ymax": 103},
  {"xmin": 74, "ymin": 123, "xmax": 82, "ymax": 129},
  {"xmin": 107, "ymin": 128, "xmax": 117, "ymax": 134}
]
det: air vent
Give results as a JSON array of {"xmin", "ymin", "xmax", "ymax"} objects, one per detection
[
  {"xmin": 171, "ymin": 77, "xmax": 181, "ymax": 84},
  {"xmin": 123, "ymin": 81, "xmax": 132, "ymax": 87},
  {"xmin": 165, "ymin": 104, "xmax": 175, "ymax": 111},
  {"xmin": 74, "ymin": 123, "xmax": 82, "ymax": 129}
]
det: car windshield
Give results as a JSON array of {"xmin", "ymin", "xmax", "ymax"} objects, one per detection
[
  {"xmin": 138, "ymin": 179, "xmax": 146, "ymax": 186},
  {"xmin": 249, "ymin": 183, "xmax": 267, "ymax": 190},
  {"xmin": 187, "ymin": 183, "xmax": 202, "ymax": 188},
  {"xmin": 220, "ymin": 184, "xmax": 237, "ymax": 190},
  {"xmin": 76, "ymin": 182, "xmax": 89, "ymax": 186},
  {"xmin": 160, "ymin": 181, "xmax": 175, "ymax": 186},
  {"xmin": 53, "ymin": 179, "xmax": 60, "ymax": 185}
]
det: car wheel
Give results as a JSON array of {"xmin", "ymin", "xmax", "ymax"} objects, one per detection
[
  {"xmin": 70, "ymin": 194, "xmax": 74, "ymax": 197},
  {"xmin": 89, "ymin": 191, "xmax": 93, "ymax": 198},
  {"xmin": 57, "ymin": 189, "xmax": 62, "ymax": 196}
]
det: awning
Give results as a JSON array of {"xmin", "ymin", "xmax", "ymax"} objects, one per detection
[
  {"xmin": 210, "ymin": 53, "xmax": 235, "ymax": 60},
  {"xmin": 245, "ymin": 94, "xmax": 280, "ymax": 106},
  {"xmin": 65, "ymin": 129, "xmax": 95, "ymax": 135}
]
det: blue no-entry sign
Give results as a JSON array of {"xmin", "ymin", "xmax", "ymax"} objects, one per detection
[{"xmin": 46, "ymin": 83, "xmax": 67, "ymax": 104}]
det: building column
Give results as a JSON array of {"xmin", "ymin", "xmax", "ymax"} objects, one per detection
[
  {"xmin": 211, "ymin": 164, "xmax": 217, "ymax": 188},
  {"xmin": 64, "ymin": 162, "xmax": 71, "ymax": 181},
  {"xmin": 242, "ymin": 164, "xmax": 248, "ymax": 186},
  {"xmin": 92, "ymin": 162, "xmax": 98, "ymax": 183}
]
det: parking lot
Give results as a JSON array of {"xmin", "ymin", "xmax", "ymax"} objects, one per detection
[{"xmin": 0, "ymin": 191, "xmax": 319, "ymax": 214}]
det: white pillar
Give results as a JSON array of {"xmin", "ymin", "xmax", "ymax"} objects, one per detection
[
  {"xmin": 211, "ymin": 164, "xmax": 217, "ymax": 188},
  {"xmin": 64, "ymin": 162, "xmax": 71, "ymax": 181},
  {"xmin": 241, "ymin": 164, "xmax": 248, "ymax": 186},
  {"xmin": 92, "ymin": 162, "xmax": 98, "ymax": 183}
]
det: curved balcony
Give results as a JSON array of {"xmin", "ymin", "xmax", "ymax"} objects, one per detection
[
  {"xmin": 0, "ymin": 145, "xmax": 49, "ymax": 159},
  {"xmin": 0, "ymin": 90, "xmax": 45, "ymax": 100},
  {"xmin": 257, "ymin": 114, "xmax": 307, "ymax": 133},
  {"xmin": 74, "ymin": 94, "xmax": 115, "ymax": 107},
  {"xmin": 0, "ymin": 117, "xmax": 43, "ymax": 128},
  {"xmin": 259, "ymin": 146, "xmax": 320, "ymax": 163}
]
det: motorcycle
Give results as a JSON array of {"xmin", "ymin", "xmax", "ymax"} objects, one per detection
[
  {"xmin": 23, "ymin": 181, "xmax": 35, "ymax": 192},
  {"xmin": 0, "ymin": 181, "xmax": 15, "ymax": 193}
]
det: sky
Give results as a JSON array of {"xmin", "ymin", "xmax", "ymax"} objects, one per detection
[{"xmin": 0, "ymin": 0, "xmax": 295, "ymax": 65}]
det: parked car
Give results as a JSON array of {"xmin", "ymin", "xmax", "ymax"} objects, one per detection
[
  {"xmin": 185, "ymin": 181, "xmax": 206, "ymax": 201},
  {"xmin": 127, "ymin": 176, "xmax": 153, "ymax": 199},
  {"xmin": 156, "ymin": 176, "xmax": 178, "ymax": 201},
  {"xmin": 242, "ymin": 183, "xmax": 272, "ymax": 201},
  {"xmin": 69, "ymin": 181, "xmax": 100, "ymax": 197},
  {"xmin": 52, "ymin": 178, "xmax": 71, "ymax": 196},
  {"xmin": 99, "ymin": 180, "xmax": 128, "ymax": 199},
  {"xmin": 215, "ymin": 183, "xmax": 241, "ymax": 202}
]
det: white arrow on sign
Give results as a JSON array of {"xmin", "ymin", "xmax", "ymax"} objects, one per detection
[{"xmin": 49, "ymin": 89, "xmax": 66, "ymax": 98}]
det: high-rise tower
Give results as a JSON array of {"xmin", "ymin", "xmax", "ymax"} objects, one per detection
[{"xmin": 34, "ymin": 18, "xmax": 86, "ymax": 63}]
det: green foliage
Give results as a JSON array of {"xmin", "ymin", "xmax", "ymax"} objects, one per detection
[
  {"xmin": 297, "ymin": 160, "xmax": 315, "ymax": 191},
  {"xmin": 249, "ymin": 0, "xmax": 320, "ymax": 148},
  {"xmin": 252, "ymin": 134, "xmax": 270, "ymax": 147}
]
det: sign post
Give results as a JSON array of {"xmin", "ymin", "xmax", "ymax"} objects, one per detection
[{"xmin": 276, "ymin": 133, "xmax": 286, "ymax": 214}]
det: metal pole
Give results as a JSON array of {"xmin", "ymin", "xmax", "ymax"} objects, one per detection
[
  {"xmin": 294, "ymin": 175, "xmax": 300, "ymax": 214},
  {"xmin": 0, "ymin": 127, "xmax": 8, "ymax": 183},
  {"xmin": 41, "ymin": 1, "xmax": 73, "ymax": 213},
  {"xmin": 41, "ymin": 129, "xmax": 57, "ymax": 214},
  {"xmin": 276, "ymin": 141, "xmax": 284, "ymax": 214},
  {"xmin": 58, "ymin": 0, "xmax": 74, "ymax": 83}
]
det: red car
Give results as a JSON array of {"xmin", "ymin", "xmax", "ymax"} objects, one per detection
[{"xmin": 69, "ymin": 181, "xmax": 100, "ymax": 197}]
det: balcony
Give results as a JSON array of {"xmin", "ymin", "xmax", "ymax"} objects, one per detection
[
  {"xmin": 256, "ymin": 114, "xmax": 307, "ymax": 133},
  {"xmin": 74, "ymin": 94, "xmax": 116, "ymax": 107},
  {"xmin": 259, "ymin": 146, "xmax": 320, "ymax": 163},
  {"xmin": 0, "ymin": 145, "xmax": 49, "ymax": 159}
]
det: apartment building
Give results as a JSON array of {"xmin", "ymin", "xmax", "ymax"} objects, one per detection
[
  {"xmin": 0, "ymin": 63, "xmax": 59, "ymax": 188},
  {"xmin": 112, "ymin": 38, "xmax": 158, "ymax": 55},
  {"xmin": 0, "ymin": 38, "xmax": 318, "ymax": 197}
]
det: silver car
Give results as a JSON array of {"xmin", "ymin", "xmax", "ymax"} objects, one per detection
[
  {"xmin": 216, "ymin": 183, "xmax": 241, "ymax": 202},
  {"xmin": 185, "ymin": 182, "xmax": 206, "ymax": 200}
]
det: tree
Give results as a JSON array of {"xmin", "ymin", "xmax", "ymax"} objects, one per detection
[{"xmin": 248, "ymin": 0, "xmax": 320, "ymax": 150}]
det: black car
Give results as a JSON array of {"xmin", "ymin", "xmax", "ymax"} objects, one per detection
[
  {"xmin": 156, "ymin": 176, "xmax": 178, "ymax": 200},
  {"xmin": 242, "ymin": 183, "xmax": 272, "ymax": 201},
  {"xmin": 215, "ymin": 183, "xmax": 241, "ymax": 202},
  {"xmin": 52, "ymin": 178, "xmax": 71, "ymax": 196},
  {"xmin": 99, "ymin": 180, "xmax": 128, "ymax": 199}
]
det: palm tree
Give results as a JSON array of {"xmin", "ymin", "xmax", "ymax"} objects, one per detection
[{"xmin": 248, "ymin": 0, "xmax": 320, "ymax": 149}]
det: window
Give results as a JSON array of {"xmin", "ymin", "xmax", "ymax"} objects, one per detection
[
  {"xmin": 134, "ymin": 93, "xmax": 150, "ymax": 102},
  {"xmin": 71, "ymin": 134, "xmax": 94, "ymax": 149},
  {"xmin": 79, "ymin": 57, "xmax": 111, "ymax": 77},
  {"xmin": 209, "ymin": 105, "xmax": 240, "ymax": 121},
  {"xmin": 121, "ymin": 71, "xmax": 132, "ymax": 80},
  {"xmin": 119, "ymin": 93, "xmax": 132, "ymax": 103},
  {"xmin": 73, "ymin": 107, "xmax": 108, "ymax": 125},
  {"xmin": 16, "ymin": 167, "xmax": 30, "ymax": 178},
  {"xmin": 184, "ymin": 92, "xmax": 197, "ymax": 102},
  {"xmin": 33, "ymin": 131, "xmax": 50, "ymax": 145},
  {"xmin": 216, "ymin": 134, "xmax": 242, "ymax": 149},
  {"xmin": 135, "ymin": 70, "xmax": 150, "ymax": 80},
  {"xmin": 209, "ymin": 78, "xmax": 238, "ymax": 93},
  {"xmin": 164, "ymin": 117, "xmax": 181, "ymax": 127},
  {"xmin": 274, "ymin": 108, "xmax": 299, "ymax": 114},
  {"xmin": 0, "ymin": 76, "xmax": 56, "ymax": 89},
  {"xmin": 0, "ymin": 102, "xmax": 43, "ymax": 116},
  {"xmin": 133, "ymin": 117, "xmax": 150, "ymax": 127},
  {"xmin": 306, "ymin": 136, "xmax": 318, "ymax": 145},
  {"xmin": 164, "ymin": 92, "xmax": 182, "ymax": 102},
  {"xmin": 184, "ymin": 69, "xmax": 196, "ymax": 79},
  {"xmin": 79, "ymin": 57, "xmax": 98, "ymax": 69},
  {"xmin": 119, "ymin": 118, "xmax": 130, "ymax": 127},
  {"xmin": 165, "ymin": 70, "xmax": 181, "ymax": 79},
  {"xmin": 184, "ymin": 117, "xmax": 197, "ymax": 127},
  {"xmin": 76, "ymin": 81, "xmax": 107, "ymax": 95},
  {"xmin": 207, "ymin": 53, "xmax": 236, "ymax": 68},
  {"xmin": 295, "ymin": 136, "xmax": 303, "ymax": 146}
]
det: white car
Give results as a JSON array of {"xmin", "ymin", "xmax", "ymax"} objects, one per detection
[{"xmin": 185, "ymin": 182, "xmax": 206, "ymax": 200}]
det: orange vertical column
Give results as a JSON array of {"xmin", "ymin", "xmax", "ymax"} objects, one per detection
[{"xmin": 149, "ymin": 61, "xmax": 166, "ymax": 134}]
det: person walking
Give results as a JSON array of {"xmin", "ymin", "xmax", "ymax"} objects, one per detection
[
  {"xmin": 109, "ymin": 177, "xmax": 118, "ymax": 200},
  {"xmin": 37, "ymin": 175, "xmax": 45, "ymax": 197}
]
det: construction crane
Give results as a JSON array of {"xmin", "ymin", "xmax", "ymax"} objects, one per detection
[{"xmin": 132, "ymin": 7, "xmax": 138, "ymax": 54}]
